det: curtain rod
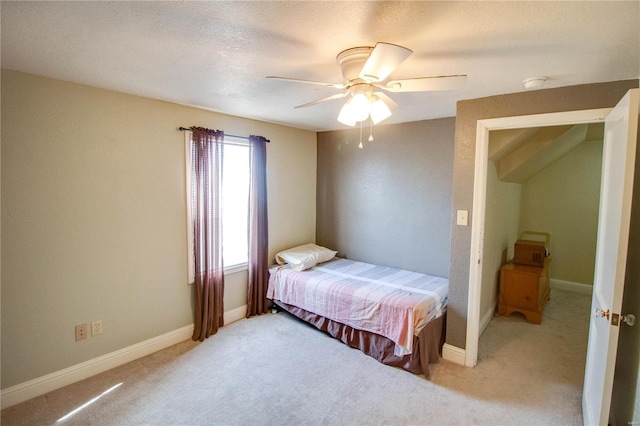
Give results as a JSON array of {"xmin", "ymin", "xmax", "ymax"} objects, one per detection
[{"xmin": 178, "ymin": 127, "xmax": 270, "ymax": 143}]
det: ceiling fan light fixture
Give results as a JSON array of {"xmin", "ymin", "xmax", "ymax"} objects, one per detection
[
  {"xmin": 370, "ymin": 96, "xmax": 392, "ymax": 124},
  {"xmin": 268, "ymin": 41, "xmax": 467, "ymax": 130},
  {"xmin": 350, "ymin": 93, "xmax": 371, "ymax": 122},
  {"xmin": 337, "ymin": 92, "xmax": 392, "ymax": 127},
  {"xmin": 337, "ymin": 102, "xmax": 357, "ymax": 126}
]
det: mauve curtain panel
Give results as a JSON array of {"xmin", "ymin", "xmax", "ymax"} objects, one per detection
[
  {"xmin": 190, "ymin": 127, "xmax": 225, "ymax": 341},
  {"xmin": 247, "ymin": 135, "xmax": 269, "ymax": 317}
]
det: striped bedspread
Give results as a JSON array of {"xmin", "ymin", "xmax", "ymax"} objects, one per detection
[{"xmin": 267, "ymin": 257, "xmax": 448, "ymax": 356}]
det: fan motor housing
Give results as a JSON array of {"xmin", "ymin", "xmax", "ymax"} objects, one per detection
[{"xmin": 336, "ymin": 46, "xmax": 373, "ymax": 82}]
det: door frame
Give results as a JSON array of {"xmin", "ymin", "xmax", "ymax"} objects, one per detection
[{"xmin": 465, "ymin": 107, "xmax": 613, "ymax": 367}]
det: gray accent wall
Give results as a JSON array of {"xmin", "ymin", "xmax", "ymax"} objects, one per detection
[
  {"xmin": 316, "ymin": 118, "xmax": 455, "ymax": 278},
  {"xmin": 448, "ymin": 79, "xmax": 639, "ymax": 350}
]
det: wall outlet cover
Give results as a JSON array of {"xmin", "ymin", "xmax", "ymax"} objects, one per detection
[
  {"xmin": 75, "ymin": 324, "xmax": 88, "ymax": 341},
  {"xmin": 91, "ymin": 320, "xmax": 103, "ymax": 336}
]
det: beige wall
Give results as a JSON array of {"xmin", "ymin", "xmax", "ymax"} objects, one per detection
[
  {"xmin": 316, "ymin": 118, "xmax": 455, "ymax": 278},
  {"xmin": 519, "ymin": 139, "xmax": 603, "ymax": 285},
  {"xmin": 1, "ymin": 70, "xmax": 317, "ymax": 388},
  {"xmin": 480, "ymin": 161, "xmax": 521, "ymax": 321}
]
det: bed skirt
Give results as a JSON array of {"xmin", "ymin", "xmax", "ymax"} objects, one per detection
[{"xmin": 273, "ymin": 300, "xmax": 446, "ymax": 378}]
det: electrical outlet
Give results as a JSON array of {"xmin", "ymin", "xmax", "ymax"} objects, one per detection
[
  {"xmin": 75, "ymin": 323, "xmax": 88, "ymax": 341},
  {"xmin": 91, "ymin": 320, "xmax": 103, "ymax": 336}
]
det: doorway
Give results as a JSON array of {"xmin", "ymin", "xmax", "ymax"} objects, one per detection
[
  {"xmin": 463, "ymin": 89, "xmax": 639, "ymax": 425},
  {"xmin": 471, "ymin": 121, "xmax": 605, "ymax": 414},
  {"xmin": 464, "ymin": 107, "xmax": 613, "ymax": 367},
  {"xmin": 477, "ymin": 121, "xmax": 604, "ymax": 333}
]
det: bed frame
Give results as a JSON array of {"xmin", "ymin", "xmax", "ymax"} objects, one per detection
[{"xmin": 271, "ymin": 300, "xmax": 446, "ymax": 377}]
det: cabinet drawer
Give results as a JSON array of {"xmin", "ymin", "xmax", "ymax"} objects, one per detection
[{"xmin": 500, "ymin": 270, "xmax": 540, "ymax": 310}]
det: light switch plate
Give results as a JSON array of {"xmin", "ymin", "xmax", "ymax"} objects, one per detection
[{"xmin": 457, "ymin": 210, "xmax": 469, "ymax": 226}]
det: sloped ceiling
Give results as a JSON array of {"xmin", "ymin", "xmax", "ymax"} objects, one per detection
[
  {"xmin": 1, "ymin": 1, "xmax": 638, "ymax": 131},
  {"xmin": 489, "ymin": 123, "xmax": 605, "ymax": 183}
]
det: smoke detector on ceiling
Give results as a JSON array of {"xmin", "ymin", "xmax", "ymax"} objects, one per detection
[{"xmin": 523, "ymin": 77, "xmax": 547, "ymax": 90}]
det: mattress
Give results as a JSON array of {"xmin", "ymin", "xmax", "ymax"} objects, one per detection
[{"xmin": 267, "ymin": 257, "xmax": 448, "ymax": 356}]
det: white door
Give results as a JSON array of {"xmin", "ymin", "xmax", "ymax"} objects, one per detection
[{"xmin": 582, "ymin": 89, "xmax": 639, "ymax": 426}]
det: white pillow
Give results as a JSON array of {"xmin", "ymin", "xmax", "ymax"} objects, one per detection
[{"xmin": 275, "ymin": 243, "xmax": 338, "ymax": 271}]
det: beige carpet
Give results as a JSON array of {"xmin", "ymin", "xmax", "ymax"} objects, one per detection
[{"xmin": 2, "ymin": 288, "xmax": 591, "ymax": 425}]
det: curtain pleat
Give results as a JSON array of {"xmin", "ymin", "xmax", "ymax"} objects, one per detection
[
  {"xmin": 246, "ymin": 135, "xmax": 269, "ymax": 317},
  {"xmin": 191, "ymin": 127, "xmax": 225, "ymax": 341}
]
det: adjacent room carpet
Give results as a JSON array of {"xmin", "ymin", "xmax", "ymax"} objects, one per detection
[{"xmin": 1, "ymin": 289, "xmax": 591, "ymax": 425}]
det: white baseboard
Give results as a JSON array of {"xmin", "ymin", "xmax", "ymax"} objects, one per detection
[
  {"xmin": 550, "ymin": 278, "xmax": 593, "ymax": 294},
  {"xmin": 442, "ymin": 343, "xmax": 466, "ymax": 366},
  {"xmin": 1, "ymin": 304, "xmax": 247, "ymax": 410},
  {"xmin": 224, "ymin": 304, "xmax": 247, "ymax": 324},
  {"xmin": 0, "ymin": 324, "xmax": 193, "ymax": 409}
]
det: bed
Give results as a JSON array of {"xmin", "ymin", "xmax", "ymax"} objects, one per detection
[{"xmin": 266, "ymin": 244, "xmax": 449, "ymax": 377}]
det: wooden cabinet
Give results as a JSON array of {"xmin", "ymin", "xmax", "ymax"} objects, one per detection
[{"xmin": 498, "ymin": 258, "xmax": 550, "ymax": 324}]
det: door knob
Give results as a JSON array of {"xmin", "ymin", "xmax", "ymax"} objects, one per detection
[
  {"xmin": 622, "ymin": 314, "xmax": 635, "ymax": 326},
  {"xmin": 595, "ymin": 308, "xmax": 610, "ymax": 320}
]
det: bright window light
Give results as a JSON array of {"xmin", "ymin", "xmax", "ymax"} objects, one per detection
[
  {"xmin": 57, "ymin": 382, "xmax": 123, "ymax": 422},
  {"xmin": 222, "ymin": 142, "xmax": 250, "ymax": 267}
]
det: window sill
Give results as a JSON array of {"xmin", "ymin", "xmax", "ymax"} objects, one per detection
[
  {"xmin": 187, "ymin": 263, "xmax": 248, "ymax": 285},
  {"xmin": 224, "ymin": 263, "xmax": 248, "ymax": 275}
]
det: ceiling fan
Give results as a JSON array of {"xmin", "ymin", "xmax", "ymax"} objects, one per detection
[{"xmin": 267, "ymin": 42, "xmax": 467, "ymax": 127}]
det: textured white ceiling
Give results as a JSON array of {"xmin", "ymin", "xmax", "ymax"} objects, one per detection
[{"xmin": 2, "ymin": 1, "xmax": 639, "ymax": 131}]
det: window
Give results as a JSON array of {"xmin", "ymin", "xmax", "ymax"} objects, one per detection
[
  {"xmin": 221, "ymin": 140, "xmax": 250, "ymax": 267},
  {"xmin": 185, "ymin": 132, "xmax": 250, "ymax": 283}
]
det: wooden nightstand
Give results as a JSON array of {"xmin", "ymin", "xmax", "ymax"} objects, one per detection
[{"xmin": 498, "ymin": 257, "xmax": 551, "ymax": 324}]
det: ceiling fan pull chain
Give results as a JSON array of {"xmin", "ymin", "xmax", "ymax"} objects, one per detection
[
  {"xmin": 369, "ymin": 118, "xmax": 374, "ymax": 142},
  {"xmin": 359, "ymin": 121, "xmax": 364, "ymax": 149}
]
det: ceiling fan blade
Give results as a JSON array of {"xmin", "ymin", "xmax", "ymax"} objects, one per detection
[
  {"xmin": 358, "ymin": 42, "xmax": 412, "ymax": 83},
  {"xmin": 385, "ymin": 74, "xmax": 467, "ymax": 92},
  {"xmin": 266, "ymin": 76, "xmax": 345, "ymax": 89},
  {"xmin": 294, "ymin": 92, "xmax": 347, "ymax": 109},
  {"xmin": 372, "ymin": 91, "xmax": 399, "ymax": 109}
]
